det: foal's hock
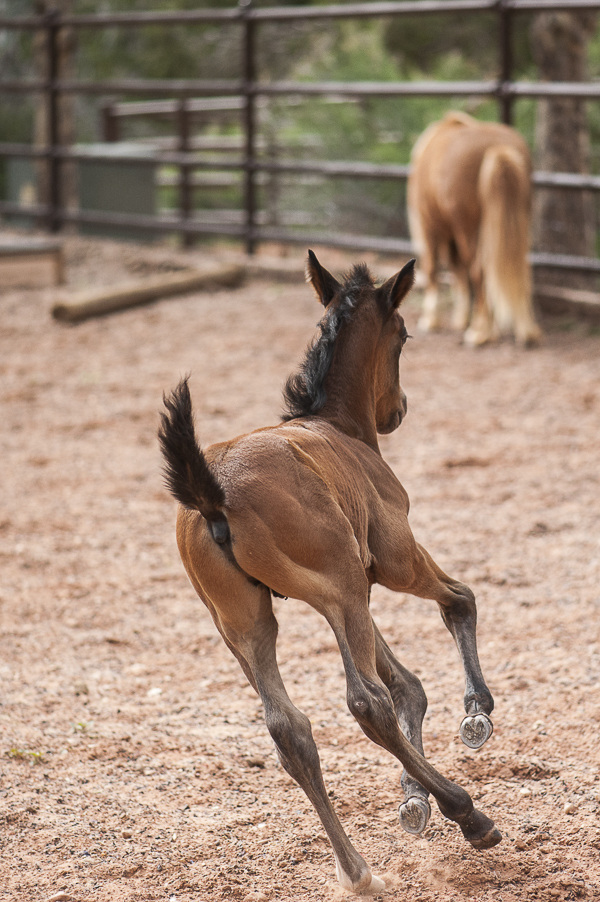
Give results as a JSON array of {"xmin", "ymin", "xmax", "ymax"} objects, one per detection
[{"xmin": 159, "ymin": 252, "xmax": 501, "ymax": 894}]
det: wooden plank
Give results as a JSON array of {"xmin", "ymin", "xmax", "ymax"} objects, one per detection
[
  {"xmin": 51, "ymin": 263, "xmax": 245, "ymax": 323},
  {"xmin": 0, "ymin": 248, "xmax": 64, "ymax": 288},
  {"xmin": 535, "ymin": 283, "xmax": 600, "ymax": 322},
  {"xmin": 0, "ymin": 237, "xmax": 63, "ymax": 256}
]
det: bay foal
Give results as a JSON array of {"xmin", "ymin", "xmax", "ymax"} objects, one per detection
[{"xmin": 159, "ymin": 253, "xmax": 501, "ymax": 894}]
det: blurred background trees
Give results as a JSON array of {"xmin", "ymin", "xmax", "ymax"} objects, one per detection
[
  {"xmin": 0, "ymin": 0, "xmax": 599, "ymax": 258},
  {"xmin": 530, "ymin": 10, "xmax": 597, "ymax": 271}
]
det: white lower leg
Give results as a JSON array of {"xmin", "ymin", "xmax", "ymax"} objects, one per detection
[
  {"xmin": 418, "ymin": 286, "xmax": 442, "ymax": 331},
  {"xmin": 334, "ymin": 854, "xmax": 386, "ymax": 895},
  {"xmin": 464, "ymin": 300, "xmax": 495, "ymax": 346},
  {"xmin": 452, "ymin": 282, "xmax": 471, "ymax": 331}
]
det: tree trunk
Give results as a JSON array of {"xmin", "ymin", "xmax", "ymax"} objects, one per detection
[
  {"xmin": 530, "ymin": 11, "xmax": 597, "ymax": 286},
  {"xmin": 33, "ymin": 0, "xmax": 77, "ymax": 226}
]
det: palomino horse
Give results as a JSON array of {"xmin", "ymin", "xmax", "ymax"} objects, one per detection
[
  {"xmin": 408, "ymin": 111, "xmax": 541, "ymax": 346},
  {"xmin": 159, "ymin": 253, "xmax": 501, "ymax": 894}
]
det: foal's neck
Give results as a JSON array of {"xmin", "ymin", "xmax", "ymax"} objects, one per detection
[{"xmin": 319, "ymin": 314, "xmax": 380, "ymax": 450}]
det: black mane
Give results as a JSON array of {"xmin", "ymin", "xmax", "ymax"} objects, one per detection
[{"xmin": 281, "ymin": 263, "xmax": 374, "ymax": 421}]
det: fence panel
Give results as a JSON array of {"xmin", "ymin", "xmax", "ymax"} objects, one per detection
[{"xmin": 0, "ymin": 0, "xmax": 599, "ymax": 272}]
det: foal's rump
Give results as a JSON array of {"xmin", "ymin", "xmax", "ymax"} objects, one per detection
[
  {"xmin": 220, "ymin": 436, "xmax": 369, "ymax": 604},
  {"xmin": 165, "ymin": 412, "xmax": 370, "ymax": 607}
]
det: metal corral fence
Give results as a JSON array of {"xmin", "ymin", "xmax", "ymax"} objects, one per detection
[{"xmin": 1, "ymin": 0, "xmax": 600, "ymax": 276}]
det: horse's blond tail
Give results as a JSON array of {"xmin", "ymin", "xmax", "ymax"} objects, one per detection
[{"xmin": 477, "ymin": 145, "xmax": 541, "ymax": 344}]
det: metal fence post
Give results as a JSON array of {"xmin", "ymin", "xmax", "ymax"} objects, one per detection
[
  {"xmin": 498, "ymin": 0, "xmax": 513, "ymax": 126},
  {"xmin": 240, "ymin": 0, "xmax": 257, "ymax": 255},
  {"xmin": 177, "ymin": 98, "xmax": 193, "ymax": 247},
  {"xmin": 101, "ymin": 101, "xmax": 119, "ymax": 142},
  {"xmin": 46, "ymin": 8, "xmax": 62, "ymax": 232}
]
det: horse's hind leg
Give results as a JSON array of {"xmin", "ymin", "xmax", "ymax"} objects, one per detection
[
  {"xmin": 408, "ymin": 543, "xmax": 494, "ymax": 750},
  {"xmin": 415, "ymin": 235, "xmax": 444, "ymax": 333},
  {"xmin": 418, "ymin": 276, "xmax": 443, "ymax": 333},
  {"xmin": 225, "ymin": 599, "xmax": 385, "ymax": 895},
  {"xmin": 326, "ymin": 595, "xmax": 501, "ymax": 850},
  {"xmin": 463, "ymin": 269, "xmax": 496, "ymax": 346},
  {"xmin": 179, "ymin": 523, "xmax": 384, "ymax": 894},
  {"xmin": 373, "ymin": 621, "xmax": 431, "ymax": 835},
  {"xmin": 450, "ymin": 261, "xmax": 472, "ymax": 332}
]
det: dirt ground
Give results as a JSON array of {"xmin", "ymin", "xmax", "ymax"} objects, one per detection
[{"xmin": 1, "ymin": 234, "xmax": 600, "ymax": 902}]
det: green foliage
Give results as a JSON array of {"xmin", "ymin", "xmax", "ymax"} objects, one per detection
[
  {"xmin": 384, "ymin": 10, "xmax": 536, "ymax": 80},
  {"xmin": 1, "ymin": 1, "xmax": 596, "ymax": 238},
  {"xmin": 260, "ymin": 17, "xmax": 537, "ymax": 238}
]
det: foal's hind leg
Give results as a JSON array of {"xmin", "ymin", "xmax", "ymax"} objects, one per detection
[
  {"xmin": 373, "ymin": 621, "xmax": 431, "ymax": 835},
  {"xmin": 407, "ymin": 544, "xmax": 494, "ymax": 750},
  {"xmin": 223, "ymin": 598, "xmax": 386, "ymax": 895},
  {"xmin": 179, "ymin": 518, "xmax": 385, "ymax": 895},
  {"xmin": 327, "ymin": 596, "xmax": 501, "ymax": 850}
]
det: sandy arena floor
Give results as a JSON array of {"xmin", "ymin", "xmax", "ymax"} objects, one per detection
[{"xmin": 1, "ymin": 235, "xmax": 599, "ymax": 902}]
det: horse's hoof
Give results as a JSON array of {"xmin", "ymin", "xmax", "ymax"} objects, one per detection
[
  {"xmin": 463, "ymin": 327, "xmax": 490, "ymax": 347},
  {"xmin": 468, "ymin": 825, "xmax": 503, "ymax": 850},
  {"xmin": 399, "ymin": 796, "xmax": 431, "ymax": 835},
  {"xmin": 365, "ymin": 874, "xmax": 386, "ymax": 894},
  {"xmin": 460, "ymin": 712, "xmax": 493, "ymax": 750},
  {"xmin": 334, "ymin": 856, "xmax": 386, "ymax": 895},
  {"xmin": 458, "ymin": 808, "xmax": 502, "ymax": 850},
  {"xmin": 520, "ymin": 329, "xmax": 543, "ymax": 348}
]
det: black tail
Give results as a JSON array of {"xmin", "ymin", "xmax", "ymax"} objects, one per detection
[{"xmin": 158, "ymin": 377, "xmax": 225, "ymax": 519}]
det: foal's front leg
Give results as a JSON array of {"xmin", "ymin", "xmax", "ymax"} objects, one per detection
[{"xmin": 410, "ymin": 543, "xmax": 494, "ymax": 750}]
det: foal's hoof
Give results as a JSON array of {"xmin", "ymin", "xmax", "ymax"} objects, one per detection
[
  {"xmin": 399, "ymin": 796, "xmax": 431, "ymax": 835},
  {"xmin": 458, "ymin": 808, "xmax": 502, "ymax": 850},
  {"xmin": 460, "ymin": 712, "xmax": 493, "ymax": 750},
  {"xmin": 469, "ymin": 825, "xmax": 503, "ymax": 850},
  {"xmin": 334, "ymin": 857, "xmax": 386, "ymax": 895}
]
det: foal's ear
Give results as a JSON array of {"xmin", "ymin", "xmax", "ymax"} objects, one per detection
[
  {"xmin": 379, "ymin": 258, "xmax": 416, "ymax": 310},
  {"xmin": 306, "ymin": 249, "xmax": 341, "ymax": 307}
]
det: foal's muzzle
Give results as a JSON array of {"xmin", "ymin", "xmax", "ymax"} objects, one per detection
[
  {"xmin": 396, "ymin": 390, "xmax": 408, "ymax": 426},
  {"xmin": 379, "ymin": 392, "xmax": 407, "ymax": 434}
]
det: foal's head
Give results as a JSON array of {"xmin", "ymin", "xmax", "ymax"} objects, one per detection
[{"xmin": 283, "ymin": 251, "xmax": 415, "ymax": 438}]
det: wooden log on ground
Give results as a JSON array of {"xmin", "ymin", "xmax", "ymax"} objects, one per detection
[{"xmin": 51, "ymin": 263, "xmax": 246, "ymax": 323}]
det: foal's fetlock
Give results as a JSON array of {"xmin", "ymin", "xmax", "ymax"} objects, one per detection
[
  {"xmin": 399, "ymin": 796, "xmax": 431, "ymax": 835},
  {"xmin": 438, "ymin": 785, "xmax": 501, "ymax": 848},
  {"xmin": 456, "ymin": 807, "xmax": 502, "ymax": 850}
]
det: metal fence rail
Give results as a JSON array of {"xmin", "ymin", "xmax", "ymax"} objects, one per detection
[{"xmin": 0, "ymin": 0, "xmax": 599, "ymax": 267}]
